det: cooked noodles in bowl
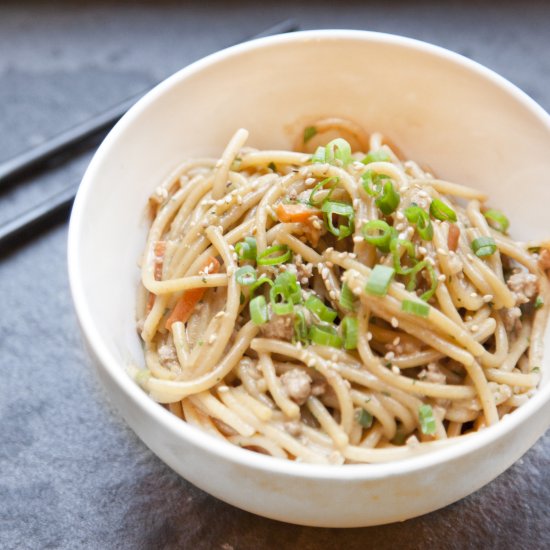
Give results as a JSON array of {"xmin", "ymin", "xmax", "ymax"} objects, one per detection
[{"xmin": 135, "ymin": 119, "xmax": 550, "ymax": 464}]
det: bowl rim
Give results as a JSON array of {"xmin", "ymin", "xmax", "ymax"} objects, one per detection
[{"xmin": 68, "ymin": 28, "xmax": 550, "ymax": 481}]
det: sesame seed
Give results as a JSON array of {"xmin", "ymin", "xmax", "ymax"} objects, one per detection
[
  {"xmin": 393, "ymin": 336, "xmax": 401, "ymax": 346},
  {"xmin": 305, "ymin": 177, "xmax": 316, "ymax": 185},
  {"xmin": 471, "ymin": 324, "xmax": 479, "ymax": 332},
  {"xmin": 437, "ymin": 248, "xmax": 448, "ymax": 256},
  {"xmin": 218, "ymin": 385, "xmax": 229, "ymax": 392},
  {"xmin": 391, "ymin": 317, "xmax": 399, "ymax": 328},
  {"xmin": 321, "ymin": 268, "xmax": 329, "ymax": 280},
  {"xmin": 395, "ymin": 211, "xmax": 405, "ymax": 221},
  {"xmin": 326, "ymin": 261, "xmax": 334, "ymax": 268},
  {"xmin": 438, "ymin": 274, "xmax": 446, "ymax": 282},
  {"xmin": 329, "ymin": 291, "xmax": 337, "ymax": 300},
  {"xmin": 208, "ymin": 334, "xmax": 217, "ymax": 344},
  {"xmin": 467, "ymin": 254, "xmax": 474, "ymax": 261},
  {"xmin": 385, "ymin": 351, "xmax": 395, "ymax": 361},
  {"xmin": 483, "ymin": 294, "xmax": 494, "ymax": 303},
  {"xmin": 470, "ymin": 292, "xmax": 478, "ymax": 298},
  {"xmin": 367, "ymin": 332, "xmax": 373, "ymax": 341},
  {"xmin": 391, "ymin": 365, "xmax": 401, "ymax": 374},
  {"xmin": 353, "ymin": 236, "xmax": 363, "ymax": 243}
]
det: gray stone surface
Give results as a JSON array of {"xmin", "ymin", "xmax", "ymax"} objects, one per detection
[{"xmin": 1, "ymin": 1, "xmax": 549, "ymax": 548}]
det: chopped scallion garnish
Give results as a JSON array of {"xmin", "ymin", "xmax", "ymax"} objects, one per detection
[
  {"xmin": 235, "ymin": 236, "xmax": 257, "ymax": 261},
  {"xmin": 471, "ymin": 236, "xmax": 497, "ymax": 257},
  {"xmin": 267, "ymin": 161, "xmax": 277, "ymax": 172},
  {"xmin": 293, "ymin": 309, "xmax": 308, "ymax": 344},
  {"xmin": 308, "ymin": 176, "xmax": 337, "ymax": 206},
  {"xmin": 483, "ymin": 209, "xmax": 509, "ymax": 233},
  {"xmin": 257, "ymin": 244, "xmax": 292, "ymax": 265},
  {"xmin": 361, "ymin": 149, "xmax": 391, "ymax": 165},
  {"xmin": 419, "ymin": 404, "xmax": 436, "ymax": 435},
  {"xmin": 311, "ymin": 138, "xmax": 353, "ymax": 166},
  {"xmin": 361, "ymin": 170, "xmax": 389, "ymax": 197},
  {"xmin": 342, "ymin": 316, "xmax": 358, "ymax": 350},
  {"xmin": 303, "ymin": 126, "xmax": 317, "ymax": 144},
  {"xmin": 365, "ymin": 265, "xmax": 395, "ymax": 297},
  {"xmin": 234, "ymin": 265, "xmax": 257, "ymax": 286},
  {"xmin": 361, "ymin": 220, "xmax": 396, "ymax": 252},
  {"xmin": 375, "ymin": 180, "xmax": 400, "ymax": 215},
  {"xmin": 250, "ymin": 295, "xmax": 268, "ymax": 325},
  {"xmin": 357, "ymin": 408, "xmax": 373, "ymax": 428},
  {"xmin": 402, "ymin": 299, "xmax": 430, "ymax": 317},
  {"xmin": 535, "ymin": 295, "xmax": 544, "ymax": 310},
  {"xmin": 309, "ymin": 324, "xmax": 343, "ymax": 348},
  {"xmin": 429, "ymin": 199, "xmax": 457, "ymax": 222},
  {"xmin": 249, "ymin": 275, "xmax": 274, "ymax": 293},
  {"xmin": 322, "ymin": 201, "xmax": 355, "ymax": 239},
  {"xmin": 339, "ymin": 282, "xmax": 357, "ymax": 311},
  {"xmin": 389, "ymin": 237, "xmax": 416, "ymax": 275},
  {"xmin": 404, "ymin": 205, "xmax": 433, "ymax": 241},
  {"xmin": 305, "ymin": 295, "xmax": 337, "ymax": 322}
]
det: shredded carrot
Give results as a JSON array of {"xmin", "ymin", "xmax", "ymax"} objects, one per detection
[
  {"xmin": 164, "ymin": 256, "xmax": 220, "ymax": 330},
  {"xmin": 447, "ymin": 224, "xmax": 460, "ymax": 252},
  {"xmin": 276, "ymin": 203, "xmax": 322, "ymax": 224}
]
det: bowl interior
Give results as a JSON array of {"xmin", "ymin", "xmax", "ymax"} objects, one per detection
[{"xmin": 70, "ymin": 31, "xmax": 550, "ymax": 451}]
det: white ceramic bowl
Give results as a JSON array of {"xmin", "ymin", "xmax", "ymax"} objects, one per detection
[{"xmin": 68, "ymin": 30, "xmax": 550, "ymax": 527}]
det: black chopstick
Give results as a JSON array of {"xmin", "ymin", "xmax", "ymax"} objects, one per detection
[{"xmin": 0, "ymin": 19, "xmax": 299, "ymax": 251}]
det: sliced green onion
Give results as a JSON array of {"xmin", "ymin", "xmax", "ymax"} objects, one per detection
[
  {"xmin": 322, "ymin": 201, "xmax": 355, "ymax": 239},
  {"xmin": 311, "ymin": 145, "xmax": 326, "ymax": 163},
  {"xmin": 419, "ymin": 263, "xmax": 438, "ymax": 302},
  {"xmin": 270, "ymin": 286, "xmax": 295, "ymax": 316},
  {"xmin": 406, "ymin": 260, "xmax": 427, "ymax": 292},
  {"xmin": 305, "ymin": 295, "xmax": 337, "ymax": 323},
  {"xmin": 404, "ymin": 205, "xmax": 433, "ymax": 241},
  {"xmin": 325, "ymin": 138, "xmax": 352, "ymax": 166},
  {"xmin": 257, "ymin": 244, "xmax": 292, "ymax": 265},
  {"xmin": 273, "ymin": 271, "xmax": 302, "ymax": 304},
  {"xmin": 419, "ymin": 404, "xmax": 437, "ymax": 435},
  {"xmin": 535, "ymin": 295, "xmax": 544, "ymax": 310},
  {"xmin": 267, "ymin": 161, "xmax": 277, "ymax": 172},
  {"xmin": 249, "ymin": 275, "xmax": 274, "ymax": 293},
  {"xmin": 342, "ymin": 316, "xmax": 358, "ymax": 350},
  {"xmin": 311, "ymin": 138, "xmax": 353, "ymax": 166},
  {"xmin": 308, "ymin": 176, "xmax": 337, "ymax": 206},
  {"xmin": 250, "ymin": 295, "xmax": 268, "ymax": 325},
  {"xmin": 235, "ymin": 265, "xmax": 257, "ymax": 286},
  {"xmin": 402, "ymin": 299, "xmax": 430, "ymax": 318},
  {"xmin": 361, "ymin": 149, "xmax": 391, "ymax": 165},
  {"xmin": 361, "ymin": 220, "xmax": 395, "ymax": 252},
  {"xmin": 293, "ymin": 309, "xmax": 309, "ymax": 344},
  {"xmin": 430, "ymin": 199, "xmax": 457, "ymax": 222},
  {"xmin": 357, "ymin": 408, "xmax": 373, "ymax": 428},
  {"xmin": 375, "ymin": 180, "xmax": 400, "ymax": 215},
  {"xmin": 303, "ymin": 126, "xmax": 317, "ymax": 144},
  {"xmin": 235, "ymin": 236, "xmax": 257, "ymax": 261},
  {"xmin": 389, "ymin": 237, "xmax": 416, "ymax": 275},
  {"xmin": 365, "ymin": 265, "xmax": 395, "ymax": 297},
  {"xmin": 339, "ymin": 282, "xmax": 357, "ymax": 311},
  {"xmin": 483, "ymin": 209, "xmax": 509, "ymax": 233},
  {"xmin": 309, "ymin": 324, "xmax": 343, "ymax": 348},
  {"xmin": 471, "ymin": 236, "xmax": 497, "ymax": 257},
  {"xmin": 361, "ymin": 170, "xmax": 389, "ymax": 197}
]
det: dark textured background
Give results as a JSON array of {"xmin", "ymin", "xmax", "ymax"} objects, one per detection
[{"xmin": 1, "ymin": 2, "xmax": 549, "ymax": 549}]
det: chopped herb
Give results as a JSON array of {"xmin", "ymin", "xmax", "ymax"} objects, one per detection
[
  {"xmin": 309, "ymin": 324, "xmax": 343, "ymax": 348},
  {"xmin": 257, "ymin": 244, "xmax": 292, "ymax": 266},
  {"xmin": 357, "ymin": 409, "xmax": 373, "ymax": 428},
  {"xmin": 322, "ymin": 200, "xmax": 355, "ymax": 239},
  {"xmin": 375, "ymin": 180, "xmax": 400, "ymax": 215},
  {"xmin": 365, "ymin": 265, "xmax": 395, "ymax": 297},
  {"xmin": 267, "ymin": 161, "xmax": 277, "ymax": 172},
  {"xmin": 303, "ymin": 126, "xmax": 317, "ymax": 144},
  {"xmin": 339, "ymin": 282, "xmax": 357, "ymax": 311},
  {"xmin": 250, "ymin": 295, "xmax": 269, "ymax": 325},
  {"xmin": 471, "ymin": 236, "xmax": 497, "ymax": 257},
  {"xmin": 404, "ymin": 205, "xmax": 433, "ymax": 241},
  {"xmin": 483, "ymin": 209, "xmax": 509, "ymax": 233},
  {"xmin": 402, "ymin": 299, "xmax": 430, "ymax": 317},
  {"xmin": 362, "ymin": 149, "xmax": 391, "ymax": 164},
  {"xmin": 430, "ymin": 199, "xmax": 457, "ymax": 222},
  {"xmin": 535, "ymin": 295, "xmax": 544, "ymax": 310},
  {"xmin": 419, "ymin": 404, "xmax": 436, "ymax": 435}
]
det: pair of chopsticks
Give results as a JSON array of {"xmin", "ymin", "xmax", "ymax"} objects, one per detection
[{"xmin": 0, "ymin": 19, "xmax": 299, "ymax": 251}]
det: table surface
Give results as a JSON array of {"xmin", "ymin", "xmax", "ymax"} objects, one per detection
[{"xmin": 1, "ymin": 2, "xmax": 549, "ymax": 548}]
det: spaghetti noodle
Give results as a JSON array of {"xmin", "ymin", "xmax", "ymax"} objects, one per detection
[{"xmin": 135, "ymin": 119, "xmax": 550, "ymax": 464}]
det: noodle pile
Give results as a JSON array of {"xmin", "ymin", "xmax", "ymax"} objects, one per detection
[{"xmin": 135, "ymin": 119, "xmax": 550, "ymax": 464}]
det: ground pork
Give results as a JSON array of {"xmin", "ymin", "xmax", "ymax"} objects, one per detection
[
  {"xmin": 502, "ymin": 306, "xmax": 522, "ymax": 332},
  {"xmin": 157, "ymin": 344, "xmax": 179, "ymax": 368},
  {"xmin": 259, "ymin": 313, "xmax": 294, "ymax": 341},
  {"xmin": 507, "ymin": 271, "xmax": 538, "ymax": 305},
  {"xmin": 280, "ymin": 368, "xmax": 312, "ymax": 405}
]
